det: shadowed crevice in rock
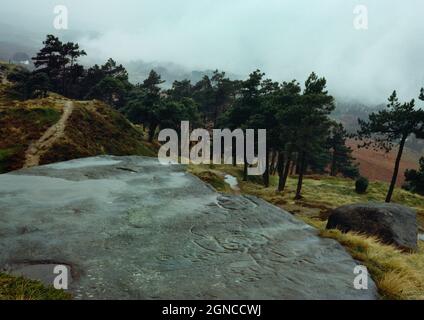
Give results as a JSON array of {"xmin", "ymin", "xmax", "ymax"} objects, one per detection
[{"xmin": 0, "ymin": 156, "xmax": 378, "ymax": 300}]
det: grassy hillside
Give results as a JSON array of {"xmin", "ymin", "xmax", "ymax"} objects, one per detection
[
  {"xmin": 0, "ymin": 97, "xmax": 63, "ymax": 172},
  {"xmin": 189, "ymin": 164, "xmax": 424, "ymax": 213},
  {"xmin": 189, "ymin": 164, "xmax": 424, "ymax": 299},
  {"xmin": 39, "ymin": 100, "xmax": 156, "ymax": 165},
  {"xmin": 0, "ymin": 97, "xmax": 156, "ymax": 173}
]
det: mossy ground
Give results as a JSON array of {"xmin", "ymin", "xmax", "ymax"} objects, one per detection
[
  {"xmin": 0, "ymin": 99, "xmax": 63, "ymax": 172},
  {"xmin": 189, "ymin": 163, "xmax": 424, "ymax": 300},
  {"xmin": 0, "ymin": 273, "xmax": 71, "ymax": 300}
]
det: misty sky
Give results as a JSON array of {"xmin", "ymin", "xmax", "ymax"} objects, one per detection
[{"xmin": 1, "ymin": 0, "xmax": 424, "ymax": 104}]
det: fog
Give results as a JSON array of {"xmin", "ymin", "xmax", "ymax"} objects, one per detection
[{"xmin": 1, "ymin": 0, "xmax": 424, "ymax": 104}]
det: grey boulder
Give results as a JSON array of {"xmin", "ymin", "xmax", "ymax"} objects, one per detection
[{"xmin": 327, "ymin": 202, "xmax": 418, "ymax": 252}]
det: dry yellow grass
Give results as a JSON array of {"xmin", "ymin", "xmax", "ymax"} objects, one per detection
[
  {"xmin": 279, "ymin": 215, "xmax": 424, "ymax": 300},
  {"xmin": 323, "ymin": 230, "xmax": 424, "ymax": 299}
]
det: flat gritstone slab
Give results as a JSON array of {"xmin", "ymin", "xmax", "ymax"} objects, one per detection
[{"xmin": 0, "ymin": 156, "xmax": 378, "ymax": 300}]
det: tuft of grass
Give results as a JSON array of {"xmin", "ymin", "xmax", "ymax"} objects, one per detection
[
  {"xmin": 319, "ymin": 228, "xmax": 424, "ymax": 300},
  {"xmin": 188, "ymin": 165, "xmax": 234, "ymax": 193},
  {"xmin": 0, "ymin": 273, "xmax": 72, "ymax": 300}
]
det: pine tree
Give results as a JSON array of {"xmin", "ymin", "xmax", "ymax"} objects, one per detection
[
  {"xmin": 403, "ymin": 157, "xmax": 424, "ymax": 195},
  {"xmin": 327, "ymin": 122, "xmax": 359, "ymax": 178},
  {"xmin": 278, "ymin": 73, "xmax": 334, "ymax": 199},
  {"xmin": 32, "ymin": 35, "xmax": 86, "ymax": 95},
  {"xmin": 357, "ymin": 90, "xmax": 424, "ymax": 202}
]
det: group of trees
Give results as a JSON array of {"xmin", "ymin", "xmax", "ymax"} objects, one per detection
[
  {"xmin": 404, "ymin": 157, "xmax": 424, "ymax": 196},
  {"xmin": 7, "ymin": 35, "xmax": 131, "ymax": 102},
  {"xmin": 125, "ymin": 68, "xmax": 361, "ymax": 200},
  {"xmin": 124, "ymin": 70, "xmax": 200, "ymax": 142},
  {"xmin": 219, "ymin": 70, "xmax": 358, "ymax": 199},
  {"xmin": 7, "ymin": 34, "xmax": 424, "ymax": 202}
]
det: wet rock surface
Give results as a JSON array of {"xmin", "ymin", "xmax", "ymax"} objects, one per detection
[
  {"xmin": 327, "ymin": 202, "xmax": 418, "ymax": 252},
  {"xmin": 0, "ymin": 156, "xmax": 378, "ymax": 299}
]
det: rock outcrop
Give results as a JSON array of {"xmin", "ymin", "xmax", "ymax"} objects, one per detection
[
  {"xmin": 0, "ymin": 156, "xmax": 378, "ymax": 299},
  {"xmin": 327, "ymin": 202, "xmax": 418, "ymax": 252}
]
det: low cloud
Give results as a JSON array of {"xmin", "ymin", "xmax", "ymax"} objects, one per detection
[{"xmin": 1, "ymin": 0, "xmax": 424, "ymax": 104}]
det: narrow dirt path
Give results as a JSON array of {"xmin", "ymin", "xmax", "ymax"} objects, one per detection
[{"xmin": 23, "ymin": 101, "xmax": 74, "ymax": 168}]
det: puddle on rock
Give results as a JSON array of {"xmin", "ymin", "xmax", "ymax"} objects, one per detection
[{"xmin": 224, "ymin": 175, "xmax": 240, "ymax": 191}]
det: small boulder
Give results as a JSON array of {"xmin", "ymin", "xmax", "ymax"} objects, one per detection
[{"xmin": 326, "ymin": 202, "xmax": 418, "ymax": 252}]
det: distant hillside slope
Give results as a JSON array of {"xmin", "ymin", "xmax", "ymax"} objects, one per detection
[
  {"xmin": 0, "ymin": 84, "xmax": 156, "ymax": 173},
  {"xmin": 333, "ymin": 102, "xmax": 423, "ymax": 185},
  {"xmin": 348, "ymin": 139, "xmax": 420, "ymax": 186}
]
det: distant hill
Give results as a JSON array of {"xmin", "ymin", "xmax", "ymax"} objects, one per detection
[
  {"xmin": 333, "ymin": 101, "xmax": 424, "ymax": 177},
  {"xmin": 348, "ymin": 139, "xmax": 420, "ymax": 186},
  {"xmin": 125, "ymin": 60, "xmax": 241, "ymax": 87},
  {"xmin": 332, "ymin": 101, "xmax": 385, "ymax": 133}
]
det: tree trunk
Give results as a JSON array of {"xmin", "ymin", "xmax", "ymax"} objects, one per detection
[
  {"xmin": 243, "ymin": 161, "xmax": 248, "ymax": 181},
  {"xmin": 330, "ymin": 149, "xmax": 337, "ymax": 176},
  {"xmin": 386, "ymin": 136, "xmax": 407, "ymax": 203},
  {"xmin": 295, "ymin": 153, "xmax": 301, "ymax": 175},
  {"xmin": 62, "ymin": 65, "xmax": 67, "ymax": 96},
  {"xmin": 243, "ymin": 133, "xmax": 248, "ymax": 181},
  {"xmin": 263, "ymin": 147, "xmax": 270, "ymax": 188},
  {"xmin": 269, "ymin": 150, "xmax": 277, "ymax": 175},
  {"xmin": 232, "ymin": 143, "xmax": 237, "ymax": 166},
  {"xmin": 295, "ymin": 152, "xmax": 306, "ymax": 200},
  {"xmin": 148, "ymin": 123, "xmax": 158, "ymax": 142},
  {"xmin": 290, "ymin": 157, "xmax": 296, "ymax": 175},
  {"xmin": 278, "ymin": 153, "xmax": 292, "ymax": 192}
]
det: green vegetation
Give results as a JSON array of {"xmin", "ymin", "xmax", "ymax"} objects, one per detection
[
  {"xmin": 0, "ymin": 148, "xmax": 17, "ymax": 172},
  {"xmin": 40, "ymin": 101, "xmax": 156, "ymax": 165},
  {"xmin": 190, "ymin": 164, "xmax": 424, "ymax": 211},
  {"xmin": 355, "ymin": 176, "xmax": 369, "ymax": 194},
  {"xmin": 0, "ymin": 96, "xmax": 156, "ymax": 172},
  {"xmin": 188, "ymin": 166, "xmax": 234, "ymax": 194},
  {"xmin": 6, "ymin": 68, "xmax": 50, "ymax": 100},
  {"xmin": 404, "ymin": 157, "xmax": 424, "ymax": 196},
  {"xmin": 124, "ymin": 70, "xmax": 201, "ymax": 142},
  {"xmin": 0, "ymin": 273, "xmax": 71, "ymax": 300},
  {"xmin": 0, "ymin": 102, "xmax": 62, "ymax": 172}
]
